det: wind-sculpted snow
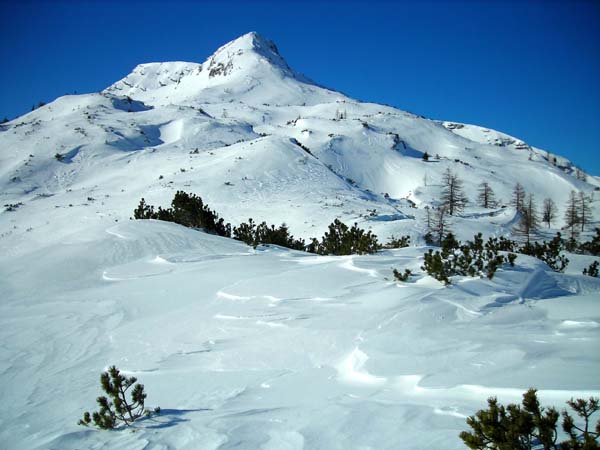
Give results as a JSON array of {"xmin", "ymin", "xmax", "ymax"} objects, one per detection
[{"xmin": 0, "ymin": 221, "xmax": 599, "ymax": 449}]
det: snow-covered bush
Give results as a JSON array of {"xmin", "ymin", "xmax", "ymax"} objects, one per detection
[{"xmin": 79, "ymin": 366, "xmax": 158, "ymax": 429}]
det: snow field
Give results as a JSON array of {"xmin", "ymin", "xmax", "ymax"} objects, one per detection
[{"xmin": 1, "ymin": 220, "xmax": 599, "ymax": 449}]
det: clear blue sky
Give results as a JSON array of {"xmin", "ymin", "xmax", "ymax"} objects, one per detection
[{"xmin": 2, "ymin": 0, "xmax": 599, "ymax": 174}]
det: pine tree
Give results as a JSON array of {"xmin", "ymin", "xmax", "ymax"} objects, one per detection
[
  {"xmin": 512, "ymin": 182, "xmax": 526, "ymax": 212},
  {"xmin": 542, "ymin": 198, "xmax": 558, "ymax": 228},
  {"xmin": 441, "ymin": 169, "xmax": 468, "ymax": 215},
  {"xmin": 79, "ymin": 366, "xmax": 156, "ymax": 429},
  {"xmin": 564, "ymin": 190, "xmax": 581, "ymax": 241},
  {"xmin": 425, "ymin": 206, "xmax": 433, "ymax": 230},
  {"xmin": 430, "ymin": 206, "xmax": 450, "ymax": 246},
  {"xmin": 320, "ymin": 219, "xmax": 350, "ymax": 255},
  {"xmin": 459, "ymin": 389, "xmax": 554, "ymax": 450},
  {"xmin": 477, "ymin": 182, "xmax": 497, "ymax": 208},
  {"xmin": 514, "ymin": 193, "xmax": 539, "ymax": 244},
  {"xmin": 315, "ymin": 219, "xmax": 379, "ymax": 255},
  {"xmin": 133, "ymin": 198, "xmax": 155, "ymax": 219},
  {"xmin": 561, "ymin": 397, "xmax": 600, "ymax": 449},
  {"xmin": 233, "ymin": 218, "xmax": 257, "ymax": 246},
  {"xmin": 460, "ymin": 389, "xmax": 600, "ymax": 450},
  {"xmin": 578, "ymin": 192, "xmax": 593, "ymax": 232}
]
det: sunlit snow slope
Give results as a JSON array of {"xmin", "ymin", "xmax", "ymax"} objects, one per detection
[{"xmin": 0, "ymin": 32, "xmax": 599, "ymax": 450}]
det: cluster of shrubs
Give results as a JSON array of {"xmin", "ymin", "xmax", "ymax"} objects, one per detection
[
  {"xmin": 578, "ymin": 227, "xmax": 600, "ymax": 256},
  {"xmin": 306, "ymin": 219, "xmax": 380, "ymax": 255},
  {"xmin": 383, "ymin": 234, "xmax": 411, "ymax": 249},
  {"xmin": 460, "ymin": 388, "xmax": 599, "ymax": 450},
  {"xmin": 134, "ymin": 193, "xmax": 388, "ymax": 256},
  {"xmin": 134, "ymin": 191, "xmax": 231, "ymax": 237},
  {"xmin": 134, "ymin": 192, "xmax": 598, "ymax": 278},
  {"xmin": 520, "ymin": 233, "xmax": 570, "ymax": 273},
  {"xmin": 574, "ymin": 228, "xmax": 600, "ymax": 277},
  {"xmin": 480, "ymin": 233, "xmax": 569, "ymax": 273},
  {"xmin": 420, "ymin": 233, "xmax": 517, "ymax": 285},
  {"xmin": 233, "ymin": 218, "xmax": 305, "ymax": 250}
]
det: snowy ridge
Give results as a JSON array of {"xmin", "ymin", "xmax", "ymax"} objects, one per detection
[
  {"xmin": 1, "ymin": 32, "xmax": 599, "ymax": 449},
  {"xmin": 104, "ymin": 32, "xmax": 338, "ymax": 107}
]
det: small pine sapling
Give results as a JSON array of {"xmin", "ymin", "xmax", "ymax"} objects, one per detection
[
  {"xmin": 79, "ymin": 366, "xmax": 157, "ymax": 429},
  {"xmin": 583, "ymin": 261, "xmax": 599, "ymax": 278},
  {"xmin": 393, "ymin": 268, "xmax": 412, "ymax": 282}
]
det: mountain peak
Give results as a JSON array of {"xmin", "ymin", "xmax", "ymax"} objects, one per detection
[
  {"xmin": 213, "ymin": 31, "xmax": 281, "ymax": 57},
  {"xmin": 203, "ymin": 31, "xmax": 291, "ymax": 78},
  {"xmin": 103, "ymin": 32, "xmax": 339, "ymax": 106}
]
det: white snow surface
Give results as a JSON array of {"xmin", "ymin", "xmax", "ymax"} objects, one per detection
[{"xmin": 1, "ymin": 32, "xmax": 599, "ymax": 449}]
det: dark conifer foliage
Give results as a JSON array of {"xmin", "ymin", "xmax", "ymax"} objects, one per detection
[
  {"xmin": 460, "ymin": 389, "xmax": 599, "ymax": 450},
  {"xmin": 310, "ymin": 219, "xmax": 380, "ymax": 255},
  {"xmin": 384, "ymin": 235, "xmax": 411, "ymax": 249},
  {"xmin": 583, "ymin": 261, "xmax": 599, "ymax": 277},
  {"xmin": 233, "ymin": 218, "xmax": 305, "ymax": 250},
  {"xmin": 133, "ymin": 191, "xmax": 231, "ymax": 237},
  {"xmin": 520, "ymin": 232, "xmax": 569, "ymax": 272},
  {"xmin": 393, "ymin": 268, "xmax": 412, "ymax": 282},
  {"xmin": 580, "ymin": 228, "xmax": 600, "ymax": 256},
  {"xmin": 420, "ymin": 233, "xmax": 517, "ymax": 284},
  {"xmin": 134, "ymin": 192, "xmax": 380, "ymax": 255},
  {"xmin": 79, "ymin": 366, "xmax": 157, "ymax": 429}
]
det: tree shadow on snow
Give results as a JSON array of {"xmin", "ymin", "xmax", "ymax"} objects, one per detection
[{"xmin": 139, "ymin": 408, "xmax": 212, "ymax": 429}]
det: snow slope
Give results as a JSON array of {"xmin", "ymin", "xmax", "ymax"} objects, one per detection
[
  {"xmin": 1, "ymin": 32, "xmax": 599, "ymax": 449},
  {"xmin": 1, "ymin": 32, "xmax": 598, "ymax": 245},
  {"xmin": 1, "ymin": 220, "xmax": 599, "ymax": 450}
]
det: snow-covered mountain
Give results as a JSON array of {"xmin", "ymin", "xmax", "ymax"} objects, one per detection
[
  {"xmin": 1, "ymin": 31, "xmax": 598, "ymax": 245},
  {"xmin": 0, "ymin": 32, "xmax": 599, "ymax": 450}
]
